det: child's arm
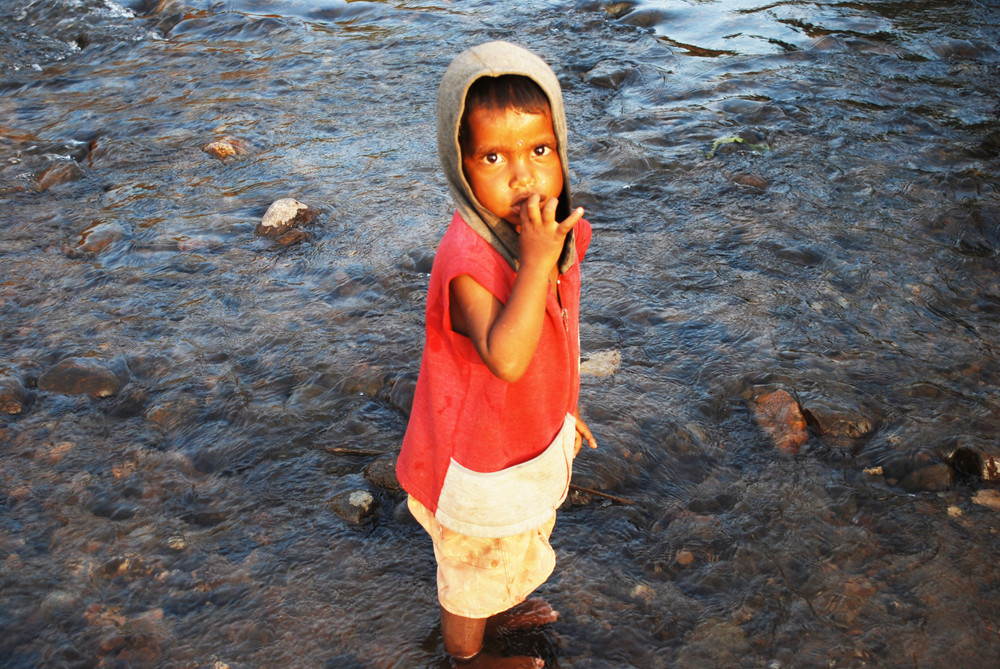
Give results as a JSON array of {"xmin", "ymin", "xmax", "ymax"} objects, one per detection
[{"xmin": 450, "ymin": 195, "xmax": 584, "ymax": 383}]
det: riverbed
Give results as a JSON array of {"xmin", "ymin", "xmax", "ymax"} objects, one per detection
[{"xmin": 1, "ymin": 1, "xmax": 999, "ymax": 667}]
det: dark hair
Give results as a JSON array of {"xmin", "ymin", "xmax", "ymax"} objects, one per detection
[{"xmin": 459, "ymin": 75, "xmax": 551, "ymax": 150}]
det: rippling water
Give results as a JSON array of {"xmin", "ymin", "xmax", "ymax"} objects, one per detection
[{"xmin": 1, "ymin": 1, "xmax": 999, "ymax": 667}]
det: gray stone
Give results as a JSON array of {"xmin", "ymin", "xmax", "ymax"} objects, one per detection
[
  {"xmin": 363, "ymin": 456, "xmax": 401, "ymax": 492},
  {"xmin": 328, "ymin": 488, "xmax": 380, "ymax": 525}
]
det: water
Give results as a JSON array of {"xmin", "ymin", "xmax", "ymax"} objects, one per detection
[{"xmin": 1, "ymin": 0, "xmax": 998, "ymax": 666}]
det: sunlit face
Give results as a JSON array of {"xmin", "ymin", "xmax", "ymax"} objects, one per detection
[{"xmin": 461, "ymin": 104, "xmax": 564, "ymax": 227}]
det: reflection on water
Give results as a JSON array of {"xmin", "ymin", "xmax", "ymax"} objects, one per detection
[{"xmin": 1, "ymin": 0, "xmax": 999, "ymax": 666}]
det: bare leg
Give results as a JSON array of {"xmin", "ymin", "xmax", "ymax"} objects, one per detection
[
  {"xmin": 441, "ymin": 606, "xmax": 546, "ymax": 668},
  {"xmin": 441, "ymin": 606, "xmax": 487, "ymax": 660}
]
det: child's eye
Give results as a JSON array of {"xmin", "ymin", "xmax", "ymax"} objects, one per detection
[
  {"xmin": 485, "ymin": 153, "xmax": 500, "ymax": 164},
  {"xmin": 533, "ymin": 146, "xmax": 552, "ymax": 157}
]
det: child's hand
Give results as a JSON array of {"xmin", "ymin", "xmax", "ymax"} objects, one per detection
[
  {"xmin": 574, "ymin": 413, "xmax": 597, "ymax": 456},
  {"xmin": 515, "ymin": 194, "xmax": 584, "ymax": 271}
]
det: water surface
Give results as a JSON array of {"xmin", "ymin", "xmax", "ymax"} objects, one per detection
[{"xmin": 1, "ymin": 0, "xmax": 999, "ymax": 667}]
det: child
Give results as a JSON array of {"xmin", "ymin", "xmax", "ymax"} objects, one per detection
[{"xmin": 396, "ymin": 41, "xmax": 596, "ymax": 668}]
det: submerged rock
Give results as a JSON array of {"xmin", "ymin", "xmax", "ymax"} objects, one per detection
[
  {"xmin": 750, "ymin": 389, "xmax": 808, "ymax": 454},
  {"xmin": 38, "ymin": 358, "xmax": 124, "ymax": 398},
  {"xmin": 36, "ymin": 161, "xmax": 85, "ymax": 191},
  {"xmin": 64, "ymin": 221, "xmax": 127, "ymax": 258},
  {"xmin": 255, "ymin": 198, "xmax": 319, "ymax": 244},
  {"xmin": 0, "ymin": 375, "xmax": 29, "ymax": 414}
]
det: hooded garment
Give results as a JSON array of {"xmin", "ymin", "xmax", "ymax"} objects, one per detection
[
  {"xmin": 435, "ymin": 40, "xmax": 577, "ymax": 275},
  {"xmin": 396, "ymin": 41, "xmax": 590, "ymax": 538}
]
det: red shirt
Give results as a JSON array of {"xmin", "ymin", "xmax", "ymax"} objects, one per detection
[{"xmin": 396, "ymin": 212, "xmax": 590, "ymax": 531}]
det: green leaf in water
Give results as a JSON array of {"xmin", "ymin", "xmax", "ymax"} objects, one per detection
[{"xmin": 706, "ymin": 135, "xmax": 770, "ymax": 159}]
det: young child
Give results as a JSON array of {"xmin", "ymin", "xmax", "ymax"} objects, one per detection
[{"xmin": 396, "ymin": 41, "xmax": 596, "ymax": 668}]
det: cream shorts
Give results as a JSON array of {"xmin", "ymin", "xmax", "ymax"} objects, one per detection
[{"xmin": 408, "ymin": 495, "xmax": 556, "ymax": 619}]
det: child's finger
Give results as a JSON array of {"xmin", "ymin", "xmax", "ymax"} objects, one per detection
[
  {"xmin": 541, "ymin": 195, "xmax": 559, "ymax": 223},
  {"xmin": 558, "ymin": 206, "xmax": 584, "ymax": 234}
]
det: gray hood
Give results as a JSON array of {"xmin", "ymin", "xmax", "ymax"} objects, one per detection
[{"xmin": 437, "ymin": 41, "xmax": 576, "ymax": 274}]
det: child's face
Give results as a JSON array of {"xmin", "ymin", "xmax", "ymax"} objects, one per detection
[{"xmin": 461, "ymin": 104, "xmax": 563, "ymax": 227}]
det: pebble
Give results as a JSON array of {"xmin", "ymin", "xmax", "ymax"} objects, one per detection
[
  {"xmin": 327, "ymin": 488, "xmax": 380, "ymax": 525},
  {"xmin": 750, "ymin": 389, "xmax": 809, "ymax": 454},
  {"xmin": 202, "ymin": 137, "xmax": 251, "ymax": 160},
  {"xmin": 973, "ymin": 489, "xmax": 1000, "ymax": 511},
  {"xmin": 38, "ymin": 357, "xmax": 124, "ymax": 398},
  {"xmin": 255, "ymin": 198, "xmax": 319, "ymax": 244},
  {"xmin": 732, "ymin": 173, "xmax": 769, "ymax": 190}
]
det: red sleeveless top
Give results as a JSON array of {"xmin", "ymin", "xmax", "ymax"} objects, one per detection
[{"xmin": 396, "ymin": 212, "xmax": 590, "ymax": 536}]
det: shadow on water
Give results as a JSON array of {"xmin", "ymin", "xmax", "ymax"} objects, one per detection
[{"xmin": 1, "ymin": 0, "xmax": 999, "ymax": 667}]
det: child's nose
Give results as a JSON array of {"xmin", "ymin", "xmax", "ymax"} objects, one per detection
[{"xmin": 509, "ymin": 161, "xmax": 535, "ymax": 188}]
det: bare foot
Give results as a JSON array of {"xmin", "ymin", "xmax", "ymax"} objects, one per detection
[
  {"xmin": 485, "ymin": 598, "xmax": 559, "ymax": 636},
  {"xmin": 454, "ymin": 651, "xmax": 544, "ymax": 668}
]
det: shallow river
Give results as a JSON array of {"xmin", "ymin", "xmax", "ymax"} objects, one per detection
[{"xmin": 2, "ymin": 0, "xmax": 999, "ymax": 667}]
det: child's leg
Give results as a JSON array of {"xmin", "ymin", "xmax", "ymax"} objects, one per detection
[{"xmin": 440, "ymin": 606, "xmax": 487, "ymax": 660}]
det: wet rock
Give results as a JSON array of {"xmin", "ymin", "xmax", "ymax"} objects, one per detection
[
  {"xmin": 949, "ymin": 443, "xmax": 1000, "ymax": 482},
  {"xmin": 0, "ymin": 375, "xmax": 29, "ymax": 414},
  {"xmin": 64, "ymin": 221, "xmax": 127, "ymax": 258},
  {"xmin": 750, "ymin": 389, "xmax": 808, "ymax": 454},
  {"xmin": 327, "ymin": 488, "xmax": 380, "ymax": 525},
  {"xmin": 35, "ymin": 161, "xmax": 85, "ymax": 191},
  {"xmin": 388, "ymin": 375, "xmax": 417, "ymax": 415},
  {"xmin": 38, "ymin": 358, "xmax": 124, "ymax": 398},
  {"xmin": 731, "ymin": 173, "xmax": 769, "ymax": 190},
  {"xmin": 255, "ymin": 198, "xmax": 319, "ymax": 242},
  {"xmin": 580, "ymin": 349, "xmax": 621, "ymax": 377},
  {"xmin": 899, "ymin": 463, "xmax": 954, "ymax": 493},
  {"xmin": 800, "ymin": 397, "xmax": 876, "ymax": 440},
  {"xmin": 583, "ymin": 60, "xmax": 633, "ymax": 89},
  {"xmin": 363, "ymin": 455, "xmax": 401, "ymax": 492},
  {"xmin": 202, "ymin": 137, "xmax": 251, "ymax": 160},
  {"xmin": 181, "ymin": 510, "xmax": 227, "ymax": 527},
  {"xmin": 104, "ymin": 384, "xmax": 150, "ymax": 418},
  {"xmin": 973, "ymin": 489, "xmax": 1000, "ymax": 511},
  {"xmin": 932, "ymin": 38, "xmax": 985, "ymax": 61},
  {"xmin": 393, "ymin": 498, "xmax": 417, "ymax": 525}
]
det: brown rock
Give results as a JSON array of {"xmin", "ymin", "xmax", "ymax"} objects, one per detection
[
  {"xmin": 364, "ymin": 456, "xmax": 401, "ymax": 492},
  {"xmin": 751, "ymin": 389, "xmax": 808, "ymax": 453},
  {"xmin": 38, "ymin": 358, "xmax": 123, "ymax": 398},
  {"xmin": 65, "ymin": 221, "xmax": 127, "ymax": 258},
  {"xmin": 36, "ymin": 161, "xmax": 85, "ymax": 191},
  {"xmin": 732, "ymin": 173, "xmax": 769, "ymax": 190},
  {"xmin": 973, "ymin": 489, "xmax": 1000, "ymax": 511},
  {"xmin": 202, "ymin": 137, "xmax": 251, "ymax": 160},
  {"xmin": 255, "ymin": 198, "xmax": 319, "ymax": 240},
  {"xmin": 0, "ymin": 375, "xmax": 28, "ymax": 414}
]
